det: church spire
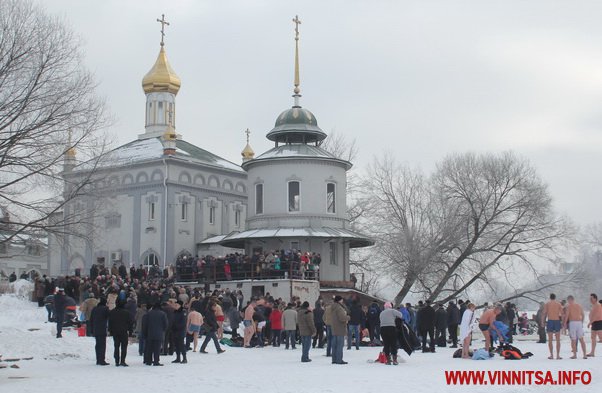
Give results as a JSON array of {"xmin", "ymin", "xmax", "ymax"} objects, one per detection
[{"xmin": 292, "ymin": 15, "xmax": 302, "ymax": 107}]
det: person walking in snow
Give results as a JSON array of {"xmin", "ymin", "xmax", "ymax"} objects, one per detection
[
  {"xmin": 171, "ymin": 300, "xmax": 188, "ymax": 363},
  {"xmin": 144, "ymin": 302, "xmax": 168, "ymax": 366},
  {"xmin": 53, "ymin": 288, "xmax": 67, "ymax": 338},
  {"xmin": 331, "ymin": 296, "xmax": 350, "ymax": 365},
  {"xmin": 199, "ymin": 301, "xmax": 226, "ymax": 354}
]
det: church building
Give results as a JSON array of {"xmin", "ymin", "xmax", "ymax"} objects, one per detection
[{"xmin": 48, "ymin": 17, "xmax": 247, "ymax": 276}]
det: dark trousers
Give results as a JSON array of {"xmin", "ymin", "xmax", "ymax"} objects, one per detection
[
  {"xmin": 95, "ymin": 335, "xmax": 107, "ymax": 364},
  {"xmin": 173, "ymin": 334, "xmax": 186, "ymax": 360},
  {"xmin": 312, "ymin": 323, "xmax": 324, "ymax": 347},
  {"xmin": 139, "ymin": 335, "xmax": 145, "ymax": 356},
  {"xmin": 448, "ymin": 324, "xmax": 458, "ymax": 346},
  {"xmin": 112, "ymin": 332, "xmax": 128, "ymax": 364},
  {"xmin": 284, "ymin": 330, "xmax": 296, "ymax": 349},
  {"xmin": 326, "ymin": 325, "xmax": 333, "ymax": 356},
  {"xmin": 420, "ymin": 327, "xmax": 435, "ymax": 351},
  {"xmin": 200, "ymin": 330, "xmax": 222, "ymax": 352},
  {"xmin": 162, "ymin": 330, "xmax": 173, "ymax": 355},
  {"xmin": 147, "ymin": 339, "xmax": 162, "ymax": 365},
  {"xmin": 86, "ymin": 320, "xmax": 93, "ymax": 337},
  {"xmin": 436, "ymin": 327, "xmax": 447, "ymax": 347},
  {"xmin": 347, "ymin": 324, "xmax": 360, "ymax": 349},
  {"xmin": 272, "ymin": 329, "xmax": 282, "ymax": 347},
  {"xmin": 537, "ymin": 326, "xmax": 547, "ymax": 343},
  {"xmin": 380, "ymin": 326, "xmax": 398, "ymax": 356},
  {"xmin": 55, "ymin": 312, "xmax": 64, "ymax": 336},
  {"xmin": 368, "ymin": 321, "xmax": 380, "ymax": 343}
]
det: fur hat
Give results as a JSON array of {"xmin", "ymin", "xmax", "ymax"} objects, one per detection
[{"xmin": 334, "ymin": 295, "xmax": 343, "ymax": 303}]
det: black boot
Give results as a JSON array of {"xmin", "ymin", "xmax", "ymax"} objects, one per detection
[
  {"xmin": 392, "ymin": 355, "xmax": 398, "ymax": 365},
  {"xmin": 386, "ymin": 355, "xmax": 392, "ymax": 365}
]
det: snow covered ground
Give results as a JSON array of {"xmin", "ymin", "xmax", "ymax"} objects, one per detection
[{"xmin": 1, "ymin": 293, "xmax": 600, "ymax": 393}]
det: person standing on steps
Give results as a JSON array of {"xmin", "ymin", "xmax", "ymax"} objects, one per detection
[{"xmin": 379, "ymin": 302, "xmax": 403, "ymax": 365}]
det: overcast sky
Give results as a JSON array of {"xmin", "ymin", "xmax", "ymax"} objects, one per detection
[{"xmin": 43, "ymin": 0, "xmax": 602, "ymax": 226}]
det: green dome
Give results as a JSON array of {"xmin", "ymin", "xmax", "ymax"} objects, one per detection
[
  {"xmin": 275, "ymin": 107, "xmax": 318, "ymax": 127},
  {"xmin": 267, "ymin": 106, "xmax": 327, "ymax": 143}
]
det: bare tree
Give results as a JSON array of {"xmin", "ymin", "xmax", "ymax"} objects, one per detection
[
  {"xmin": 0, "ymin": 0, "xmax": 110, "ymax": 245},
  {"xmin": 359, "ymin": 151, "xmax": 574, "ymax": 305}
]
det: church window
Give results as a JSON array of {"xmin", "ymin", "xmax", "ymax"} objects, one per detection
[
  {"xmin": 0, "ymin": 242, "xmax": 7, "ymax": 254},
  {"xmin": 291, "ymin": 241, "xmax": 299, "ymax": 251},
  {"xmin": 144, "ymin": 253, "xmax": 159, "ymax": 268},
  {"xmin": 149, "ymin": 202, "xmax": 156, "ymax": 220},
  {"xmin": 327, "ymin": 183, "xmax": 336, "ymax": 213},
  {"xmin": 27, "ymin": 245, "xmax": 41, "ymax": 256},
  {"xmin": 181, "ymin": 203, "xmax": 188, "ymax": 221},
  {"xmin": 329, "ymin": 242, "xmax": 337, "ymax": 265},
  {"xmin": 235, "ymin": 209, "xmax": 240, "ymax": 226},
  {"xmin": 158, "ymin": 102, "xmax": 164, "ymax": 124},
  {"xmin": 105, "ymin": 214, "xmax": 121, "ymax": 229},
  {"xmin": 288, "ymin": 181, "xmax": 300, "ymax": 212},
  {"xmin": 209, "ymin": 206, "xmax": 215, "ymax": 224},
  {"xmin": 255, "ymin": 184, "xmax": 263, "ymax": 215}
]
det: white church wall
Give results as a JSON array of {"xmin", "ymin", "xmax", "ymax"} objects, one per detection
[
  {"xmin": 139, "ymin": 191, "xmax": 163, "ymax": 263},
  {"xmin": 173, "ymin": 191, "xmax": 195, "ymax": 258}
]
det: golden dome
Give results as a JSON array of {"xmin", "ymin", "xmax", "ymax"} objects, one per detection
[
  {"xmin": 142, "ymin": 46, "xmax": 181, "ymax": 94},
  {"xmin": 242, "ymin": 143, "xmax": 255, "ymax": 160}
]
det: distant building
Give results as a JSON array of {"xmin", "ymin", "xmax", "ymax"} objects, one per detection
[{"xmin": 0, "ymin": 207, "xmax": 48, "ymax": 278}]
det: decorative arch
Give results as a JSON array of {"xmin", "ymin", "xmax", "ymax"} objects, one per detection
[
  {"xmin": 235, "ymin": 181, "xmax": 246, "ymax": 193},
  {"xmin": 177, "ymin": 249, "xmax": 192, "ymax": 258},
  {"xmin": 208, "ymin": 175, "xmax": 220, "ymax": 188},
  {"xmin": 222, "ymin": 179, "xmax": 233, "ymax": 191},
  {"xmin": 136, "ymin": 172, "xmax": 149, "ymax": 183},
  {"xmin": 69, "ymin": 254, "xmax": 85, "ymax": 274},
  {"xmin": 193, "ymin": 174, "xmax": 205, "ymax": 185},
  {"xmin": 179, "ymin": 172, "xmax": 192, "ymax": 184},
  {"xmin": 122, "ymin": 174, "xmax": 134, "ymax": 185},
  {"xmin": 150, "ymin": 169, "xmax": 164, "ymax": 182},
  {"xmin": 140, "ymin": 249, "xmax": 161, "ymax": 267}
]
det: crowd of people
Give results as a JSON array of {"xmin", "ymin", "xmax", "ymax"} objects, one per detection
[
  {"xmin": 174, "ymin": 250, "xmax": 323, "ymax": 282},
  {"xmin": 27, "ymin": 269, "xmax": 602, "ymax": 366}
]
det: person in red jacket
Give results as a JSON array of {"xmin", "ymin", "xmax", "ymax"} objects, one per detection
[{"xmin": 270, "ymin": 305, "xmax": 283, "ymax": 347}]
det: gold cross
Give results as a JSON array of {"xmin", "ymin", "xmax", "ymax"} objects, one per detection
[
  {"xmin": 292, "ymin": 15, "xmax": 301, "ymax": 41},
  {"xmin": 157, "ymin": 14, "xmax": 170, "ymax": 46},
  {"xmin": 245, "ymin": 128, "xmax": 251, "ymax": 143}
]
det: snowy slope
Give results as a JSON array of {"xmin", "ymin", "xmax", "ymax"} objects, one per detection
[{"xmin": 0, "ymin": 294, "xmax": 600, "ymax": 393}]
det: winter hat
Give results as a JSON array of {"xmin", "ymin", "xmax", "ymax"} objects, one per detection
[
  {"xmin": 334, "ymin": 295, "xmax": 343, "ymax": 303},
  {"xmin": 384, "ymin": 302, "xmax": 392, "ymax": 309},
  {"xmin": 301, "ymin": 301, "xmax": 310, "ymax": 308},
  {"xmin": 99, "ymin": 297, "xmax": 107, "ymax": 306}
]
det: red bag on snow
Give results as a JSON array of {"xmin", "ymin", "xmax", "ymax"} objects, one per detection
[{"xmin": 377, "ymin": 352, "xmax": 388, "ymax": 363}]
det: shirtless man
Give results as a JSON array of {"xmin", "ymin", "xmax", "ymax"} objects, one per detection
[
  {"xmin": 541, "ymin": 293, "xmax": 563, "ymax": 359},
  {"xmin": 243, "ymin": 299, "xmax": 256, "ymax": 348},
  {"xmin": 563, "ymin": 295, "xmax": 587, "ymax": 360},
  {"xmin": 587, "ymin": 293, "xmax": 602, "ymax": 357},
  {"xmin": 478, "ymin": 305, "xmax": 504, "ymax": 352}
]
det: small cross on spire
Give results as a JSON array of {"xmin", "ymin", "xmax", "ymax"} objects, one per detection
[
  {"xmin": 245, "ymin": 128, "xmax": 251, "ymax": 143},
  {"xmin": 157, "ymin": 14, "xmax": 170, "ymax": 46},
  {"xmin": 292, "ymin": 15, "xmax": 302, "ymax": 96}
]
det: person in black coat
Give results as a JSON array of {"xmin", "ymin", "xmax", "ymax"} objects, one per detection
[
  {"xmin": 171, "ymin": 301, "xmax": 188, "ymax": 364},
  {"xmin": 435, "ymin": 304, "xmax": 448, "ymax": 347},
  {"xmin": 447, "ymin": 301, "xmax": 460, "ymax": 348},
  {"xmin": 143, "ymin": 302, "xmax": 168, "ymax": 366},
  {"xmin": 108, "ymin": 299, "xmax": 133, "ymax": 367},
  {"xmin": 417, "ymin": 300, "xmax": 436, "ymax": 352},
  {"xmin": 200, "ymin": 301, "xmax": 225, "ymax": 354},
  {"xmin": 312, "ymin": 303, "xmax": 325, "ymax": 348},
  {"xmin": 53, "ymin": 288, "xmax": 67, "ymax": 338},
  {"xmin": 347, "ymin": 299, "xmax": 363, "ymax": 350},
  {"xmin": 90, "ymin": 297, "xmax": 110, "ymax": 365}
]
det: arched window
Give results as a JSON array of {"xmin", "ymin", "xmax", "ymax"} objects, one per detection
[
  {"xmin": 144, "ymin": 253, "xmax": 159, "ymax": 268},
  {"xmin": 288, "ymin": 181, "xmax": 300, "ymax": 212}
]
